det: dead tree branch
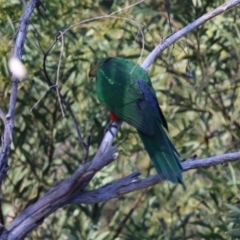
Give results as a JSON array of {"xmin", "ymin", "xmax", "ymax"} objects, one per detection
[
  {"xmin": 142, "ymin": 0, "xmax": 240, "ymax": 70},
  {"xmin": 72, "ymin": 151, "xmax": 240, "ymax": 204},
  {"xmin": 2, "ymin": 150, "xmax": 240, "ymax": 239},
  {"xmin": 0, "ymin": 0, "xmax": 38, "ymax": 191}
]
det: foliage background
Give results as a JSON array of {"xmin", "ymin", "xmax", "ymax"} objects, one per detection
[{"xmin": 0, "ymin": 0, "xmax": 240, "ymax": 239}]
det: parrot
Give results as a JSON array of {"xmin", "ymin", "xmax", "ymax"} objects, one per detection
[{"xmin": 89, "ymin": 57, "xmax": 183, "ymax": 184}]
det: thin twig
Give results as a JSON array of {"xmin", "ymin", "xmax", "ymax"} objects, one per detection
[
  {"xmin": 109, "ymin": 0, "xmax": 144, "ymax": 16},
  {"xmin": 41, "ymin": 36, "xmax": 88, "ymax": 155},
  {"xmin": 0, "ymin": 109, "xmax": 12, "ymax": 145},
  {"xmin": 111, "ymin": 190, "xmax": 146, "ymax": 240},
  {"xmin": 21, "ymin": 0, "xmax": 26, "ymax": 8},
  {"xmin": 0, "ymin": 109, "xmax": 7, "ymax": 130},
  {"xmin": 29, "ymin": 84, "xmax": 56, "ymax": 111},
  {"xmin": 55, "ymin": 31, "xmax": 65, "ymax": 117}
]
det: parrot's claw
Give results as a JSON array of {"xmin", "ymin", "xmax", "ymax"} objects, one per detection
[{"xmin": 104, "ymin": 121, "xmax": 118, "ymax": 136}]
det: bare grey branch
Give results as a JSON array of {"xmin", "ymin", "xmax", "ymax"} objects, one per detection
[
  {"xmin": 0, "ymin": 0, "xmax": 38, "ymax": 190},
  {"xmin": 72, "ymin": 152, "xmax": 240, "ymax": 204},
  {"xmin": 141, "ymin": 0, "xmax": 240, "ymax": 70}
]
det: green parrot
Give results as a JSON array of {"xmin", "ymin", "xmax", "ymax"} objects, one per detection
[{"xmin": 89, "ymin": 57, "xmax": 183, "ymax": 183}]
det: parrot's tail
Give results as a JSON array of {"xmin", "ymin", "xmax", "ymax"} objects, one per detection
[{"xmin": 138, "ymin": 122, "xmax": 183, "ymax": 184}]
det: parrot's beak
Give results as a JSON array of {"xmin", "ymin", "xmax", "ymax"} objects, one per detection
[{"xmin": 88, "ymin": 70, "xmax": 96, "ymax": 78}]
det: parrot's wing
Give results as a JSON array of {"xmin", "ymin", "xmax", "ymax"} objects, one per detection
[{"xmin": 95, "ymin": 58, "xmax": 168, "ymax": 135}]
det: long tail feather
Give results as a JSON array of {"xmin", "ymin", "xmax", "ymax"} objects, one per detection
[{"xmin": 138, "ymin": 123, "xmax": 182, "ymax": 183}]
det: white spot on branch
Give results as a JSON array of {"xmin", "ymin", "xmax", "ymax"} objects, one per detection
[{"xmin": 8, "ymin": 57, "xmax": 27, "ymax": 79}]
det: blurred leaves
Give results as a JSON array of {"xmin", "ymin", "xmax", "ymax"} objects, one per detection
[
  {"xmin": 226, "ymin": 203, "xmax": 240, "ymax": 237},
  {"xmin": 0, "ymin": 0, "xmax": 240, "ymax": 239}
]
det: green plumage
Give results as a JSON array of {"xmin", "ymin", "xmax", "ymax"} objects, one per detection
[{"xmin": 90, "ymin": 57, "xmax": 183, "ymax": 183}]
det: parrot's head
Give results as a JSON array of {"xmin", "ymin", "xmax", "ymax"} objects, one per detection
[{"xmin": 88, "ymin": 58, "xmax": 107, "ymax": 77}]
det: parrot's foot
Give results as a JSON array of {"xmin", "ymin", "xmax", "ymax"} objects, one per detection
[
  {"xmin": 191, "ymin": 154, "xmax": 198, "ymax": 159},
  {"xmin": 104, "ymin": 121, "xmax": 119, "ymax": 136}
]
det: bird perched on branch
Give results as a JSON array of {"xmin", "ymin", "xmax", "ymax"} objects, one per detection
[{"xmin": 89, "ymin": 57, "xmax": 182, "ymax": 184}]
